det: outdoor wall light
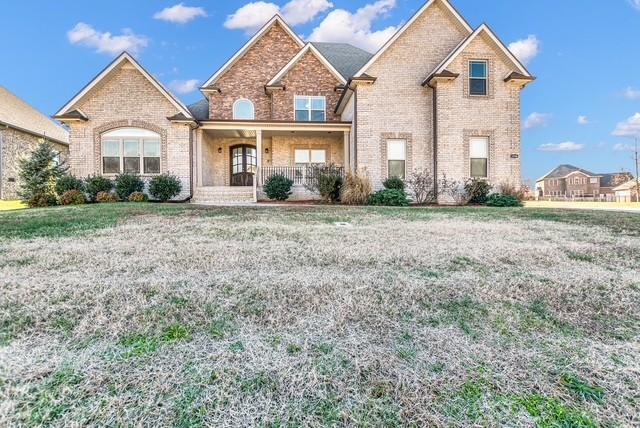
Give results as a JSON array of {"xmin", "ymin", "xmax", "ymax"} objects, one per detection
[
  {"xmin": 265, "ymin": 148, "xmax": 269, "ymax": 154},
  {"xmin": 218, "ymin": 147, "xmax": 222, "ymax": 154}
]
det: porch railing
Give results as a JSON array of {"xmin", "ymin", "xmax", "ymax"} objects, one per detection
[{"xmin": 260, "ymin": 166, "xmax": 345, "ymax": 187}]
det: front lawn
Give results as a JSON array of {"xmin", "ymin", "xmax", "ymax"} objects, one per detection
[{"xmin": 0, "ymin": 204, "xmax": 638, "ymax": 426}]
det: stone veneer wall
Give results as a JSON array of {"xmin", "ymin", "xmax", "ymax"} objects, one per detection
[
  {"xmin": 355, "ymin": 1, "xmax": 469, "ymax": 190},
  {"xmin": 66, "ymin": 62, "xmax": 192, "ymax": 200},
  {"xmin": 0, "ymin": 128, "xmax": 68, "ymax": 199},
  {"xmin": 208, "ymin": 22, "xmax": 301, "ymax": 120}
]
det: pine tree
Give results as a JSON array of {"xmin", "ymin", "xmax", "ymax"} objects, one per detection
[{"xmin": 18, "ymin": 141, "xmax": 68, "ymax": 206}]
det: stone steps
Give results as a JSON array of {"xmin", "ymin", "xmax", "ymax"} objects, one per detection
[{"xmin": 192, "ymin": 187, "xmax": 255, "ymax": 205}]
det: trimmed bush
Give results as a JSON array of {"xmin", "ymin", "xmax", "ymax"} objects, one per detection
[
  {"xmin": 56, "ymin": 174, "xmax": 85, "ymax": 196},
  {"xmin": 341, "ymin": 170, "xmax": 372, "ymax": 205},
  {"xmin": 383, "ymin": 177, "xmax": 405, "ymax": 192},
  {"xmin": 85, "ymin": 175, "xmax": 113, "ymax": 202},
  {"xmin": 128, "ymin": 192, "xmax": 148, "ymax": 202},
  {"xmin": 96, "ymin": 191, "xmax": 119, "ymax": 203},
  {"xmin": 59, "ymin": 190, "xmax": 85, "ymax": 206},
  {"xmin": 465, "ymin": 179, "xmax": 492, "ymax": 205},
  {"xmin": 486, "ymin": 193, "xmax": 523, "ymax": 207},
  {"xmin": 114, "ymin": 174, "xmax": 144, "ymax": 201},
  {"xmin": 149, "ymin": 174, "xmax": 182, "ymax": 202},
  {"xmin": 264, "ymin": 174, "xmax": 294, "ymax": 201},
  {"xmin": 367, "ymin": 189, "xmax": 410, "ymax": 206},
  {"xmin": 28, "ymin": 193, "xmax": 58, "ymax": 208}
]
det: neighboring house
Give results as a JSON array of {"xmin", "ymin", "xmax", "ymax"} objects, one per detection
[
  {"xmin": 54, "ymin": 0, "xmax": 534, "ymax": 204},
  {"xmin": 0, "ymin": 86, "xmax": 69, "ymax": 200},
  {"xmin": 535, "ymin": 164, "xmax": 633, "ymax": 200},
  {"xmin": 613, "ymin": 180, "xmax": 640, "ymax": 203}
]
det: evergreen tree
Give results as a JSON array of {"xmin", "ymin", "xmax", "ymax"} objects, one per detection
[{"xmin": 18, "ymin": 141, "xmax": 68, "ymax": 206}]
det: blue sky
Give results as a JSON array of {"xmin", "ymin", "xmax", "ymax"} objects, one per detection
[{"xmin": 1, "ymin": 0, "xmax": 639, "ymax": 182}]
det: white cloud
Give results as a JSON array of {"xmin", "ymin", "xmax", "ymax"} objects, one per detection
[
  {"xmin": 308, "ymin": 0, "xmax": 399, "ymax": 52},
  {"xmin": 612, "ymin": 113, "xmax": 640, "ymax": 138},
  {"xmin": 629, "ymin": 0, "xmax": 640, "ymax": 10},
  {"xmin": 613, "ymin": 143, "xmax": 637, "ymax": 152},
  {"xmin": 67, "ymin": 23, "xmax": 149, "ymax": 56},
  {"xmin": 523, "ymin": 112, "xmax": 551, "ymax": 130},
  {"xmin": 577, "ymin": 115, "xmax": 589, "ymax": 125},
  {"xmin": 538, "ymin": 141, "xmax": 584, "ymax": 152},
  {"xmin": 623, "ymin": 87, "xmax": 640, "ymax": 100},
  {"xmin": 225, "ymin": 0, "xmax": 332, "ymax": 33},
  {"xmin": 154, "ymin": 3, "xmax": 207, "ymax": 24},
  {"xmin": 168, "ymin": 79, "xmax": 200, "ymax": 94},
  {"xmin": 508, "ymin": 35, "xmax": 539, "ymax": 65}
]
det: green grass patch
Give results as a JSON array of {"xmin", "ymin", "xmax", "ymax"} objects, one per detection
[
  {"xmin": 286, "ymin": 343, "xmax": 302, "ymax": 355},
  {"xmin": 119, "ymin": 334, "xmax": 160, "ymax": 358},
  {"xmin": 0, "ymin": 312, "xmax": 33, "ymax": 345},
  {"xmin": 560, "ymin": 373, "xmax": 605, "ymax": 403},
  {"xmin": 514, "ymin": 394, "xmax": 597, "ymax": 427},
  {"xmin": 567, "ymin": 251, "xmax": 595, "ymax": 263},
  {"xmin": 238, "ymin": 371, "xmax": 278, "ymax": 394},
  {"xmin": 160, "ymin": 324, "xmax": 191, "ymax": 342},
  {"xmin": 208, "ymin": 315, "xmax": 236, "ymax": 339}
]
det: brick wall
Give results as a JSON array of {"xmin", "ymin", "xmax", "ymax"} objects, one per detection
[
  {"xmin": 67, "ymin": 61, "xmax": 192, "ymax": 200},
  {"xmin": 0, "ymin": 128, "xmax": 68, "ymax": 200}
]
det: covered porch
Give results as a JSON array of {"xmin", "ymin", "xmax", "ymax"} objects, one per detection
[{"xmin": 194, "ymin": 121, "xmax": 352, "ymax": 203}]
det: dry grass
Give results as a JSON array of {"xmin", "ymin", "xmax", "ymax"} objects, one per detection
[{"xmin": 0, "ymin": 204, "xmax": 639, "ymax": 426}]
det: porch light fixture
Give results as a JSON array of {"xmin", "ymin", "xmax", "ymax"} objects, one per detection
[
  {"xmin": 218, "ymin": 147, "xmax": 222, "ymax": 154},
  {"xmin": 265, "ymin": 148, "xmax": 269, "ymax": 154}
]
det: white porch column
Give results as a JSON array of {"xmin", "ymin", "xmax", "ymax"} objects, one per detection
[
  {"xmin": 343, "ymin": 131, "xmax": 351, "ymax": 172},
  {"xmin": 256, "ymin": 129, "xmax": 263, "ymax": 184},
  {"xmin": 197, "ymin": 129, "xmax": 203, "ymax": 187}
]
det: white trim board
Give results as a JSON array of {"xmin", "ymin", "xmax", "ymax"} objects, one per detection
[
  {"xmin": 55, "ymin": 52, "xmax": 194, "ymax": 120},
  {"xmin": 354, "ymin": 0, "xmax": 473, "ymax": 77},
  {"xmin": 267, "ymin": 43, "xmax": 347, "ymax": 86},
  {"xmin": 201, "ymin": 15, "xmax": 305, "ymax": 90}
]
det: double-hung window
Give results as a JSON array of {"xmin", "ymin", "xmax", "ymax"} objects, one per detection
[
  {"xmin": 387, "ymin": 139, "xmax": 406, "ymax": 179},
  {"xmin": 295, "ymin": 96, "xmax": 326, "ymax": 122},
  {"xmin": 470, "ymin": 137, "xmax": 489, "ymax": 178},
  {"xmin": 101, "ymin": 128, "xmax": 161, "ymax": 175},
  {"xmin": 294, "ymin": 148, "xmax": 326, "ymax": 167},
  {"xmin": 469, "ymin": 60, "xmax": 488, "ymax": 96}
]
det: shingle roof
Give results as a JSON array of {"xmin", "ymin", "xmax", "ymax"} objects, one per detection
[
  {"xmin": 540, "ymin": 164, "xmax": 598, "ymax": 180},
  {"xmin": 0, "ymin": 86, "xmax": 69, "ymax": 145},
  {"xmin": 187, "ymin": 99, "xmax": 209, "ymax": 121},
  {"xmin": 311, "ymin": 42, "xmax": 373, "ymax": 79},
  {"xmin": 599, "ymin": 172, "xmax": 634, "ymax": 188}
]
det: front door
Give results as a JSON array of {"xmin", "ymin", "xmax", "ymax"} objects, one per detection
[{"xmin": 230, "ymin": 145, "xmax": 257, "ymax": 186}]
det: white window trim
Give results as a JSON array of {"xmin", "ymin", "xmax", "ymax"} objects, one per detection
[
  {"xmin": 233, "ymin": 98, "xmax": 255, "ymax": 120},
  {"xmin": 469, "ymin": 60, "xmax": 488, "ymax": 97},
  {"xmin": 294, "ymin": 95, "xmax": 326, "ymax": 122},
  {"xmin": 294, "ymin": 148, "xmax": 327, "ymax": 165},
  {"xmin": 469, "ymin": 136, "xmax": 489, "ymax": 178},
  {"xmin": 101, "ymin": 129, "xmax": 161, "ymax": 176},
  {"xmin": 386, "ymin": 139, "xmax": 407, "ymax": 179}
]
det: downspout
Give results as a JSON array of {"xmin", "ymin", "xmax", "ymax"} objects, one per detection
[
  {"xmin": 353, "ymin": 90, "xmax": 358, "ymax": 170},
  {"xmin": 427, "ymin": 81, "xmax": 438, "ymax": 198}
]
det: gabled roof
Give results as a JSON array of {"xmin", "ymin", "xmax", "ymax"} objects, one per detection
[
  {"xmin": 266, "ymin": 43, "xmax": 347, "ymax": 87},
  {"xmin": 311, "ymin": 42, "xmax": 373, "ymax": 80},
  {"xmin": 537, "ymin": 165, "xmax": 599, "ymax": 182},
  {"xmin": 201, "ymin": 15, "xmax": 304, "ymax": 90},
  {"xmin": 353, "ymin": 0, "xmax": 473, "ymax": 78},
  {"xmin": 0, "ymin": 85, "xmax": 69, "ymax": 145},
  {"xmin": 613, "ymin": 179, "xmax": 639, "ymax": 192},
  {"xmin": 187, "ymin": 99, "xmax": 209, "ymax": 121},
  {"xmin": 600, "ymin": 172, "xmax": 634, "ymax": 188},
  {"xmin": 55, "ymin": 52, "xmax": 194, "ymax": 121},
  {"xmin": 423, "ymin": 23, "xmax": 533, "ymax": 86}
]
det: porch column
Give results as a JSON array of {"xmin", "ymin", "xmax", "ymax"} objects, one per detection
[
  {"xmin": 196, "ymin": 129, "xmax": 203, "ymax": 187},
  {"xmin": 343, "ymin": 131, "xmax": 351, "ymax": 172},
  {"xmin": 256, "ymin": 129, "xmax": 263, "ymax": 184}
]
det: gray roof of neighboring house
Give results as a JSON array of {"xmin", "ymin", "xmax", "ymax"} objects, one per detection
[
  {"xmin": 0, "ymin": 86, "xmax": 69, "ymax": 145},
  {"xmin": 188, "ymin": 99, "xmax": 209, "ymax": 121},
  {"xmin": 311, "ymin": 42, "xmax": 373, "ymax": 80},
  {"xmin": 539, "ymin": 164, "xmax": 598, "ymax": 181},
  {"xmin": 599, "ymin": 172, "xmax": 634, "ymax": 188}
]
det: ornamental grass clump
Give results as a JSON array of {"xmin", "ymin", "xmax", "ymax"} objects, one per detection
[{"xmin": 340, "ymin": 170, "xmax": 372, "ymax": 205}]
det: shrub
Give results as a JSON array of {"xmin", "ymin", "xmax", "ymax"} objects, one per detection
[
  {"xmin": 439, "ymin": 175, "xmax": 469, "ymax": 206},
  {"xmin": 486, "ymin": 193, "xmax": 523, "ymax": 207},
  {"xmin": 59, "ymin": 190, "xmax": 85, "ymax": 205},
  {"xmin": 497, "ymin": 181, "xmax": 526, "ymax": 202},
  {"xmin": 383, "ymin": 177, "xmax": 405, "ymax": 192},
  {"xmin": 128, "ymin": 192, "xmax": 148, "ymax": 202},
  {"xmin": 341, "ymin": 169, "xmax": 372, "ymax": 205},
  {"xmin": 85, "ymin": 175, "xmax": 113, "ymax": 202},
  {"xmin": 304, "ymin": 164, "xmax": 343, "ymax": 203},
  {"xmin": 367, "ymin": 189, "xmax": 410, "ymax": 206},
  {"xmin": 18, "ymin": 141, "xmax": 68, "ymax": 206},
  {"xmin": 264, "ymin": 174, "xmax": 294, "ymax": 201},
  {"xmin": 114, "ymin": 174, "xmax": 144, "ymax": 201},
  {"xmin": 55, "ymin": 174, "xmax": 84, "ymax": 196},
  {"xmin": 96, "ymin": 191, "xmax": 119, "ymax": 203},
  {"xmin": 406, "ymin": 170, "xmax": 436, "ymax": 205},
  {"xmin": 465, "ymin": 179, "xmax": 492, "ymax": 205},
  {"xmin": 149, "ymin": 174, "xmax": 182, "ymax": 202}
]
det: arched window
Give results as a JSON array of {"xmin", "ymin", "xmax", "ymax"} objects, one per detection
[
  {"xmin": 233, "ymin": 99, "xmax": 255, "ymax": 120},
  {"xmin": 101, "ymin": 128, "xmax": 161, "ymax": 175}
]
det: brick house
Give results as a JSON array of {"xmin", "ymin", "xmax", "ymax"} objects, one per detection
[
  {"xmin": 0, "ymin": 86, "xmax": 69, "ymax": 200},
  {"xmin": 54, "ymin": 0, "xmax": 534, "ymax": 203},
  {"xmin": 535, "ymin": 164, "xmax": 634, "ymax": 200}
]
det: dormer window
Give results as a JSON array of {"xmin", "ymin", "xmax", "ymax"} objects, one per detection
[
  {"xmin": 469, "ymin": 61, "xmax": 488, "ymax": 96},
  {"xmin": 233, "ymin": 99, "xmax": 255, "ymax": 120}
]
